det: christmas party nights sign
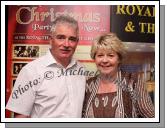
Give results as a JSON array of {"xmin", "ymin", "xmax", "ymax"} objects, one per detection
[{"xmin": 11, "ymin": 5, "xmax": 110, "ymax": 45}]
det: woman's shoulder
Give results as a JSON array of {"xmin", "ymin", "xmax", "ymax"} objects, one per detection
[
  {"xmin": 85, "ymin": 75, "xmax": 99, "ymax": 93},
  {"xmin": 86, "ymin": 75, "xmax": 99, "ymax": 84},
  {"xmin": 121, "ymin": 70, "xmax": 141, "ymax": 81}
]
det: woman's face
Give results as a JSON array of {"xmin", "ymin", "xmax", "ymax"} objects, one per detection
[{"xmin": 95, "ymin": 48, "xmax": 120, "ymax": 77}]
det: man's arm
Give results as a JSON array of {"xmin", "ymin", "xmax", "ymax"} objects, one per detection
[
  {"xmin": 14, "ymin": 113, "xmax": 29, "ymax": 118},
  {"xmin": 6, "ymin": 67, "xmax": 36, "ymax": 118}
]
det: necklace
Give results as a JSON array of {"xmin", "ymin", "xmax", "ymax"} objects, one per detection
[
  {"xmin": 94, "ymin": 95, "xmax": 109, "ymax": 108},
  {"xmin": 99, "ymin": 74, "xmax": 117, "ymax": 84}
]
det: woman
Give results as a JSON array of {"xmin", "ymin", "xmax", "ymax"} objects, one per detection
[{"xmin": 82, "ymin": 33, "xmax": 154, "ymax": 118}]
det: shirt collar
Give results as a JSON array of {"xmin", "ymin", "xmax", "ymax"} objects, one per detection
[{"xmin": 44, "ymin": 50, "xmax": 77, "ymax": 69}]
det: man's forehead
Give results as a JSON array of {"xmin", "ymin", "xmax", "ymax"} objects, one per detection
[{"xmin": 51, "ymin": 23, "xmax": 76, "ymax": 33}]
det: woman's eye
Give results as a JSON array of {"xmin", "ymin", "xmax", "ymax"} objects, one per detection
[
  {"xmin": 109, "ymin": 54, "xmax": 114, "ymax": 57},
  {"xmin": 97, "ymin": 54, "xmax": 103, "ymax": 57}
]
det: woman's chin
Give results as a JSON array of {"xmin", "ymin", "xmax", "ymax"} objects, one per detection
[
  {"xmin": 100, "ymin": 70, "xmax": 117, "ymax": 76},
  {"xmin": 100, "ymin": 72, "xmax": 112, "ymax": 76}
]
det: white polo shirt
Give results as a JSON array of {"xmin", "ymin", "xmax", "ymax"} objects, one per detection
[{"xmin": 6, "ymin": 50, "xmax": 86, "ymax": 118}]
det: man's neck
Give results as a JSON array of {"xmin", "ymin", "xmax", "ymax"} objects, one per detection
[
  {"xmin": 55, "ymin": 56, "xmax": 71, "ymax": 68},
  {"xmin": 50, "ymin": 50, "xmax": 71, "ymax": 68}
]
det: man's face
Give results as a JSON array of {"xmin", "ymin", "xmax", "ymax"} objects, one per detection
[{"xmin": 50, "ymin": 23, "xmax": 78, "ymax": 63}]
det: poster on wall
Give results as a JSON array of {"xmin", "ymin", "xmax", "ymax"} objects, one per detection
[{"xmin": 110, "ymin": 5, "xmax": 155, "ymax": 43}]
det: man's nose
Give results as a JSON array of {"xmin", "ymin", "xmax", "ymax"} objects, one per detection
[{"xmin": 63, "ymin": 38, "xmax": 70, "ymax": 47}]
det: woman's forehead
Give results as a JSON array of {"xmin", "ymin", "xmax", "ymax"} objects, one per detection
[{"xmin": 96, "ymin": 48, "xmax": 116, "ymax": 54}]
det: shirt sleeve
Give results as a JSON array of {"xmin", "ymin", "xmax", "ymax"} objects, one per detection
[
  {"xmin": 6, "ymin": 66, "xmax": 36, "ymax": 116},
  {"xmin": 135, "ymin": 73, "xmax": 155, "ymax": 118}
]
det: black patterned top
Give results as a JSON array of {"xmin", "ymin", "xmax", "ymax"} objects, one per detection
[{"xmin": 82, "ymin": 71, "xmax": 155, "ymax": 118}]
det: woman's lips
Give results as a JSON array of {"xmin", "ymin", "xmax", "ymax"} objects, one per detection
[{"xmin": 100, "ymin": 64, "xmax": 111, "ymax": 68}]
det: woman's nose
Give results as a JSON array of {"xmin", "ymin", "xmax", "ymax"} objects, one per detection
[{"xmin": 102, "ymin": 56, "xmax": 108, "ymax": 62}]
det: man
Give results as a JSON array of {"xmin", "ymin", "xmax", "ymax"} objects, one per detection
[{"xmin": 6, "ymin": 15, "xmax": 86, "ymax": 118}]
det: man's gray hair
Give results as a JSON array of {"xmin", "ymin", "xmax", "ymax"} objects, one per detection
[{"xmin": 51, "ymin": 15, "xmax": 79, "ymax": 34}]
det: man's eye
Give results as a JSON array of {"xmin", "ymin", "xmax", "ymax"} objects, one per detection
[
  {"xmin": 56, "ymin": 35, "xmax": 66, "ymax": 39},
  {"xmin": 69, "ymin": 37, "xmax": 78, "ymax": 42}
]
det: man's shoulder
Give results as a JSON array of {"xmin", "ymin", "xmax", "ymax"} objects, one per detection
[
  {"xmin": 23, "ymin": 54, "xmax": 47, "ymax": 70},
  {"xmin": 75, "ymin": 60, "xmax": 86, "ymax": 69}
]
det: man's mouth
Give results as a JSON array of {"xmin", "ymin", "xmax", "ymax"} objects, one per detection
[{"xmin": 60, "ymin": 49, "xmax": 71, "ymax": 54}]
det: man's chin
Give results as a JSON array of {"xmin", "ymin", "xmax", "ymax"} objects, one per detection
[{"xmin": 60, "ymin": 54, "xmax": 72, "ymax": 59}]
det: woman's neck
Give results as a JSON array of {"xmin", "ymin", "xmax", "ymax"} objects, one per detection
[
  {"xmin": 100, "ymin": 73, "xmax": 117, "ymax": 84},
  {"xmin": 98, "ymin": 78, "xmax": 117, "ymax": 94}
]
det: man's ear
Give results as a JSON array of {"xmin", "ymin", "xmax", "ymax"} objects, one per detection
[{"xmin": 49, "ymin": 35, "xmax": 53, "ymax": 40}]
